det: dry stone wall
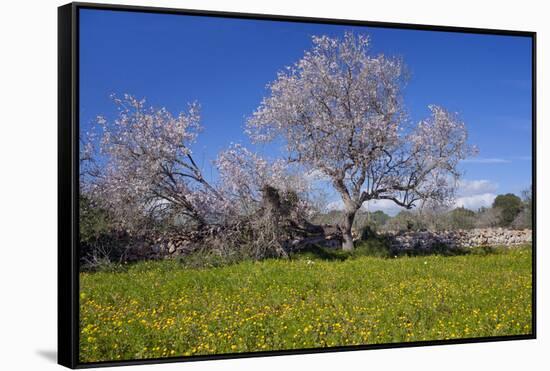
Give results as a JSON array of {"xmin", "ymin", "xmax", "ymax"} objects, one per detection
[
  {"xmin": 385, "ymin": 228, "xmax": 532, "ymax": 251},
  {"xmin": 121, "ymin": 227, "xmax": 532, "ymax": 261}
]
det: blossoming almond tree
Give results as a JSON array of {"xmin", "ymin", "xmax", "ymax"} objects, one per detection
[
  {"xmin": 215, "ymin": 143, "xmax": 312, "ymax": 216},
  {"xmin": 84, "ymin": 94, "xmax": 222, "ymax": 232},
  {"xmin": 215, "ymin": 144, "xmax": 318, "ymax": 257},
  {"xmin": 82, "ymin": 95, "xmax": 314, "ymax": 238},
  {"xmin": 246, "ymin": 33, "xmax": 476, "ymax": 250}
]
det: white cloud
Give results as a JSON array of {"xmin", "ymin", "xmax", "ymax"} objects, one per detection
[
  {"xmin": 364, "ymin": 199, "xmax": 404, "ymax": 216},
  {"xmin": 327, "ymin": 179, "xmax": 499, "ymax": 214},
  {"xmin": 457, "ymin": 179, "xmax": 498, "ymax": 196},
  {"xmin": 454, "ymin": 179, "xmax": 498, "ymax": 210},
  {"xmin": 462, "ymin": 158, "xmax": 510, "ymax": 164},
  {"xmin": 453, "ymin": 193, "xmax": 496, "ymax": 211}
]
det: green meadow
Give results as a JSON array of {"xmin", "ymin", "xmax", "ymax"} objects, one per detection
[{"xmin": 80, "ymin": 246, "xmax": 532, "ymax": 363}]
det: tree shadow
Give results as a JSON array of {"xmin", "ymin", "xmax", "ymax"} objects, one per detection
[
  {"xmin": 290, "ymin": 244, "xmax": 350, "ymax": 261},
  {"xmin": 291, "ymin": 229, "xmax": 502, "ymax": 261}
]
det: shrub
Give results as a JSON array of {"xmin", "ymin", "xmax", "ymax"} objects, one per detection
[
  {"xmin": 447, "ymin": 207, "xmax": 476, "ymax": 230},
  {"xmin": 353, "ymin": 237, "xmax": 392, "ymax": 258},
  {"xmin": 493, "ymin": 193, "xmax": 522, "ymax": 227},
  {"xmin": 475, "ymin": 207, "xmax": 501, "ymax": 228},
  {"xmin": 79, "ymin": 195, "xmax": 112, "ymax": 244}
]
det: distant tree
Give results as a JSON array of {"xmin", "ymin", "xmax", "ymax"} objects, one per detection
[
  {"xmin": 512, "ymin": 187, "xmax": 533, "ymax": 229},
  {"xmin": 447, "ymin": 207, "xmax": 475, "ymax": 230},
  {"xmin": 246, "ymin": 33, "xmax": 476, "ymax": 250},
  {"xmin": 492, "ymin": 193, "xmax": 522, "ymax": 227},
  {"xmin": 406, "ymin": 199, "xmax": 448, "ymax": 231},
  {"xmin": 385, "ymin": 211, "xmax": 421, "ymax": 232},
  {"xmin": 511, "ymin": 209, "xmax": 531, "ymax": 229},
  {"xmin": 370, "ymin": 210, "xmax": 391, "ymax": 226},
  {"xmin": 475, "ymin": 207, "xmax": 501, "ymax": 228},
  {"xmin": 352, "ymin": 209, "xmax": 390, "ymax": 234}
]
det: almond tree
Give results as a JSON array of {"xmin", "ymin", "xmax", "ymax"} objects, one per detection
[
  {"xmin": 215, "ymin": 144, "xmax": 316, "ymax": 257},
  {"xmin": 83, "ymin": 94, "xmax": 221, "ymax": 232},
  {"xmin": 247, "ymin": 33, "xmax": 476, "ymax": 250},
  {"xmin": 215, "ymin": 143, "xmax": 312, "ymax": 216}
]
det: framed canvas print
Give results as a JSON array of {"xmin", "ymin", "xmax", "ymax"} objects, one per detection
[{"xmin": 58, "ymin": 2, "xmax": 536, "ymax": 368}]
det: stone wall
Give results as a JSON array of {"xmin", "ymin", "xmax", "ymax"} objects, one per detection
[
  {"xmin": 385, "ymin": 228, "xmax": 532, "ymax": 251},
  {"xmin": 117, "ymin": 227, "xmax": 532, "ymax": 262}
]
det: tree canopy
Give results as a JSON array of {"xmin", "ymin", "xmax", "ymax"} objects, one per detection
[
  {"xmin": 493, "ymin": 193, "xmax": 523, "ymax": 227},
  {"xmin": 246, "ymin": 33, "xmax": 476, "ymax": 249}
]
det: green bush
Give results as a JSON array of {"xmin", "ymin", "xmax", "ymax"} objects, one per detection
[
  {"xmin": 79, "ymin": 195, "xmax": 113, "ymax": 244},
  {"xmin": 493, "ymin": 193, "xmax": 523, "ymax": 227},
  {"xmin": 353, "ymin": 236, "xmax": 392, "ymax": 258}
]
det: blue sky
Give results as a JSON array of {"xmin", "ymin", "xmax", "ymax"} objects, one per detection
[{"xmin": 79, "ymin": 9, "xmax": 533, "ymax": 214}]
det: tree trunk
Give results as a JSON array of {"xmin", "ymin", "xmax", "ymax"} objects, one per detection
[{"xmin": 341, "ymin": 208, "xmax": 357, "ymax": 251}]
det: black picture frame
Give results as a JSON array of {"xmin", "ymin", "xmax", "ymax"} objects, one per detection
[{"xmin": 58, "ymin": 2, "xmax": 537, "ymax": 369}]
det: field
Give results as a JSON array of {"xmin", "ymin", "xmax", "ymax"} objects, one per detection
[{"xmin": 79, "ymin": 246, "xmax": 532, "ymax": 363}]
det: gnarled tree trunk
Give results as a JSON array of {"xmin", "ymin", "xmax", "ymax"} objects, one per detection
[{"xmin": 341, "ymin": 208, "xmax": 357, "ymax": 251}]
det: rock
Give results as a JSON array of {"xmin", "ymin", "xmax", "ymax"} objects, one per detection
[{"xmin": 151, "ymin": 244, "xmax": 160, "ymax": 253}]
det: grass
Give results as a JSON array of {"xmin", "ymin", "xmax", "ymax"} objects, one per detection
[{"xmin": 79, "ymin": 245, "xmax": 532, "ymax": 363}]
